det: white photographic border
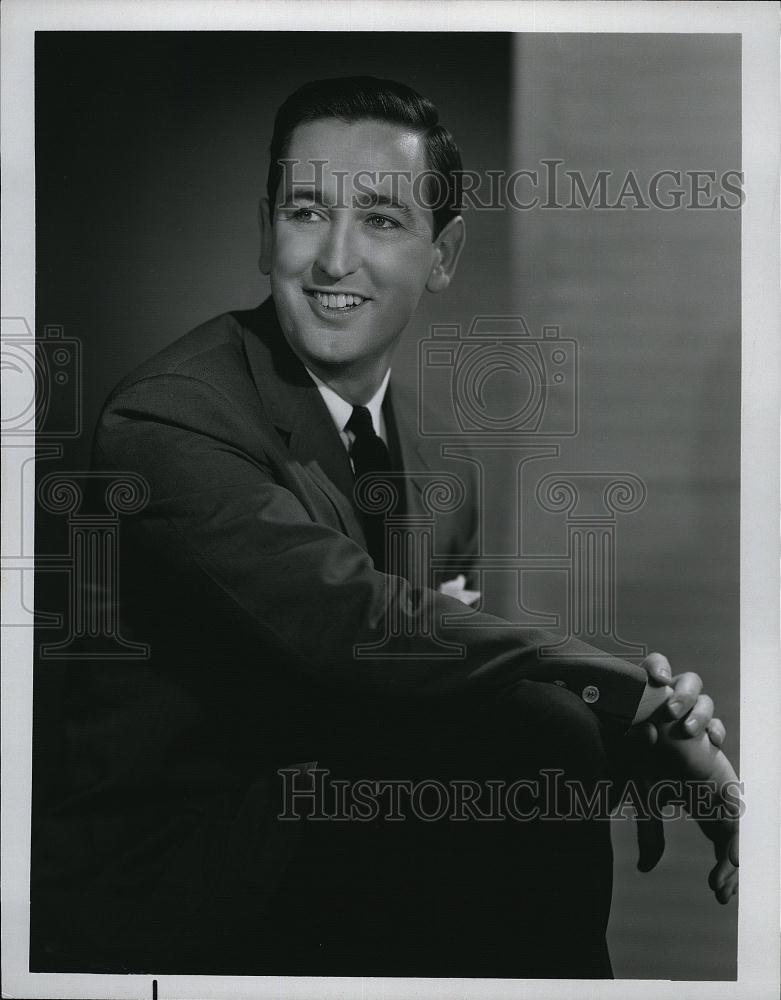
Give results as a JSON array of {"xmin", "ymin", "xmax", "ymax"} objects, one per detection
[{"xmin": 2, "ymin": 2, "xmax": 778, "ymax": 998}]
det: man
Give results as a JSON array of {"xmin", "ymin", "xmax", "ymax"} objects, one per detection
[{"xmin": 31, "ymin": 76, "xmax": 738, "ymax": 979}]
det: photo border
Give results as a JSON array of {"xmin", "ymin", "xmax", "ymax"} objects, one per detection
[{"xmin": 2, "ymin": 2, "xmax": 778, "ymax": 998}]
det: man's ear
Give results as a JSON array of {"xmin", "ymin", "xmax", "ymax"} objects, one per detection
[
  {"xmin": 258, "ymin": 197, "xmax": 273, "ymax": 275},
  {"xmin": 426, "ymin": 216, "xmax": 466, "ymax": 293}
]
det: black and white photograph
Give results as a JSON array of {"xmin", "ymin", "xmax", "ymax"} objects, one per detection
[{"xmin": 1, "ymin": 2, "xmax": 779, "ymax": 998}]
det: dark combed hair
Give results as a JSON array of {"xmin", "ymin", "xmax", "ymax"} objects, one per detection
[{"xmin": 267, "ymin": 76, "xmax": 463, "ymax": 239}]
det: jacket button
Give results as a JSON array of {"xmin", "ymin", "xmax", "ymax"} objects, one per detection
[{"xmin": 582, "ymin": 684, "xmax": 600, "ymax": 704}]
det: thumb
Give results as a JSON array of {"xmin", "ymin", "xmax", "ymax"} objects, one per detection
[
  {"xmin": 640, "ymin": 652, "xmax": 673, "ymax": 686},
  {"xmin": 634, "ymin": 776, "xmax": 666, "ymax": 872},
  {"xmin": 636, "ymin": 813, "xmax": 666, "ymax": 872}
]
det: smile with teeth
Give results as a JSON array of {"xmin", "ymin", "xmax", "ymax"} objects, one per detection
[{"xmin": 311, "ymin": 291, "xmax": 366, "ymax": 310}]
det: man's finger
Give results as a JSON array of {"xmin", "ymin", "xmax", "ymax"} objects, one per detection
[
  {"xmin": 636, "ymin": 815, "xmax": 666, "ymax": 872},
  {"xmin": 681, "ymin": 694, "xmax": 714, "ymax": 736},
  {"xmin": 708, "ymin": 850, "xmax": 737, "ymax": 891},
  {"xmin": 706, "ymin": 717, "xmax": 726, "ymax": 747},
  {"xmin": 666, "ymin": 671, "xmax": 703, "ymax": 719},
  {"xmin": 634, "ymin": 777, "xmax": 666, "ymax": 873},
  {"xmin": 728, "ymin": 831, "xmax": 739, "ymax": 867},
  {"xmin": 716, "ymin": 870, "xmax": 739, "ymax": 904},
  {"xmin": 640, "ymin": 652, "xmax": 672, "ymax": 685}
]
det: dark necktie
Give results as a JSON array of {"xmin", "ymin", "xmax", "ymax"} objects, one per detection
[{"xmin": 345, "ymin": 404, "xmax": 392, "ymax": 571}]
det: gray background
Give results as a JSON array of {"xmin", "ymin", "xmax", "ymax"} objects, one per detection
[
  {"xmin": 34, "ymin": 31, "xmax": 740, "ymax": 980},
  {"xmin": 507, "ymin": 35, "xmax": 739, "ymax": 980}
]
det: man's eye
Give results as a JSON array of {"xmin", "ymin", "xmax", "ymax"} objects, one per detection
[
  {"xmin": 280, "ymin": 205, "xmax": 325, "ymax": 223},
  {"xmin": 291, "ymin": 207, "xmax": 321, "ymax": 222},
  {"xmin": 366, "ymin": 214, "xmax": 400, "ymax": 231}
]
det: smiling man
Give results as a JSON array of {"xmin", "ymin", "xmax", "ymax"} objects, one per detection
[
  {"xmin": 265, "ymin": 117, "xmax": 463, "ymax": 401},
  {"xmin": 31, "ymin": 77, "xmax": 739, "ymax": 980}
]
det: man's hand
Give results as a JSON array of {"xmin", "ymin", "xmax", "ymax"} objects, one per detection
[
  {"xmin": 632, "ymin": 651, "xmax": 725, "ymax": 744},
  {"xmin": 654, "ymin": 718, "xmax": 740, "ymax": 904},
  {"xmin": 627, "ymin": 653, "xmax": 739, "ymax": 904}
]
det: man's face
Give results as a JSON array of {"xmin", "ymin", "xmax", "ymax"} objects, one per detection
[{"xmin": 264, "ymin": 118, "xmax": 442, "ymax": 381}]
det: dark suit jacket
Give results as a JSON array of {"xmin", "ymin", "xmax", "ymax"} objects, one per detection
[{"xmin": 31, "ymin": 296, "xmax": 647, "ymax": 972}]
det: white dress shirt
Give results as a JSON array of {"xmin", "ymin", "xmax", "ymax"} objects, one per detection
[
  {"xmin": 305, "ymin": 366, "xmax": 391, "ymax": 462},
  {"xmin": 304, "ymin": 366, "xmax": 479, "ymax": 605}
]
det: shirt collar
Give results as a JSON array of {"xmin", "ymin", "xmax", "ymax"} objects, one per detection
[{"xmin": 305, "ymin": 366, "xmax": 391, "ymax": 443}]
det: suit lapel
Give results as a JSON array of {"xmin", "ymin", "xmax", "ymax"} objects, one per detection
[
  {"xmin": 287, "ymin": 408, "xmax": 366, "ymax": 541},
  {"xmin": 238, "ymin": 299, "xmax": 367, "ymax": 544},
  {"xmin": 385, "ymin": 383, "xmax": 441, "ymax": 520},
  {"xmin": 237, "ymin": 298, "xmax": 451, "ymax": 559}
]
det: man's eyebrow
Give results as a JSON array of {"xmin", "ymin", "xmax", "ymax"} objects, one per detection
[{"xmin": 282, "ymin": 184, "xmax": 323, "ymax": 203}]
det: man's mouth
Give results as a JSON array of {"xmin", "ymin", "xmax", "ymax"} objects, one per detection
[{"xmin": 308, "ymin": 290, "xmax": 367, "ymax": 311}]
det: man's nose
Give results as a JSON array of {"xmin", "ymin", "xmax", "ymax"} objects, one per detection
[{"xmin": 314, "ymin": 217, "xmax": 361, "ymax": 280}]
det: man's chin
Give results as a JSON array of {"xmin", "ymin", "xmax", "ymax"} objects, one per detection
[
  {"xmin": 301, "ymin": 349, "xmax": 365, "ymax": 372},
  {"xmin": 281, "ymin": 322, "xmax": 371, "ymax": 369}
]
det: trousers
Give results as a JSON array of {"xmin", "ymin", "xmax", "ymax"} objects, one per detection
[{"xmin": 32, "ymin": 680, "xmax": 619, "ymax": 979}]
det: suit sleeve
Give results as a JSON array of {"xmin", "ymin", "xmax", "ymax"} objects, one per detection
[{"xmin": 95, "ymin": 371, "xmax": 648, "ymax": 729}]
